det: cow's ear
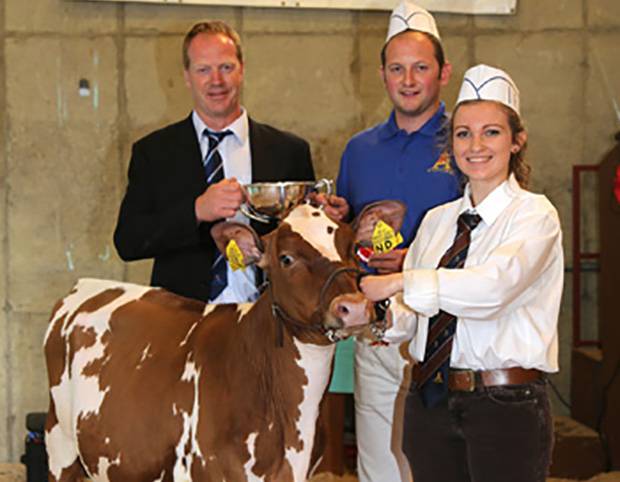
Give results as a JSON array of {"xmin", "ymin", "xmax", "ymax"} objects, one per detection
[
  {"xmin": 352, "ymin": 200, "xmax": 407, "ymax": 245},
  {"xmin": 211, "ymin": 222, "xmax": 264, "ymax": 266}
]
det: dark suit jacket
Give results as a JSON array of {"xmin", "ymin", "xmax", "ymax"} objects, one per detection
[{"xmin": 113, "ymin": 114, "xmax": 315, "ymax": 301}]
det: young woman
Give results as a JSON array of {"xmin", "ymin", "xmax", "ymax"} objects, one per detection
[{"xmin": 360, "ymin": 64, "xmax": 563, "ymax": 482}]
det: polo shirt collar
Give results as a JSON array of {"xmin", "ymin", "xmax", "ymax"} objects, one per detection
[{"xmin": 378, "ymin": 102, "xmax": 447, "ymax": 141}]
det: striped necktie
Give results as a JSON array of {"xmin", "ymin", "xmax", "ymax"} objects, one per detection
[
  {"xmin": 203, "ymin": 129, "xmax": 232, "ymax": 184},
  {"xmin": 203, "ymin": 128, "xmax": 233, "ymax": 301},
  {"xmin": 416, "ymin": 212, "xmax": 482, "ymax": 407}
]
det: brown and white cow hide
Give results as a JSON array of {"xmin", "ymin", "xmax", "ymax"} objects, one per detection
[{"xmin": 44, "ymin": 201, "xmax": 405, "ymax": 482}]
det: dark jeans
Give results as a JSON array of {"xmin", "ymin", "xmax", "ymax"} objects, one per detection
[{"xmin": 403, "ymin": 378, "xmax": 553, "ymax": 482}]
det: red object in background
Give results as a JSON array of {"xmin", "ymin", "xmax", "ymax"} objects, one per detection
[{"xmin": 615, "ymin": 164, "xmax": 620, "ymax": 203}]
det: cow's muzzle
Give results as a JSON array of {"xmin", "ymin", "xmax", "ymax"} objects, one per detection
[
  {"xmin": 327, "ymin": 292, "xmax": 372, "ymax": 328},
  {"xmin": 321, "ymin": 269, "xmax": 390, "ymax": 343},
  {"xmin": 325, "ymin": 294, "xmax": 390, "ymax": 341},
  {"xmin": 269, "ymin": 266, "xmax": 389, "ymax": 345}
]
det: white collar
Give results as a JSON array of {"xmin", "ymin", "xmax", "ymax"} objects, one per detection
[
  {"xmin": 191, "ymin": 108, "xmax": 249, "ymax": 146},
  {"xmin": 459, "ymin": 174, "xmax": 521, "ymax": 226}
]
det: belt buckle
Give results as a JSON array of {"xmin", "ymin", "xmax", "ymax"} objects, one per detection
[{"xmin": 462, "ymin": 370, "xmax": 476, "ymax": 392}]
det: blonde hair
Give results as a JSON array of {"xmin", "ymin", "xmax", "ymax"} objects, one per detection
[{"xmin": 182, "ymin": 21, "xmax": 243, "ymax": 69}]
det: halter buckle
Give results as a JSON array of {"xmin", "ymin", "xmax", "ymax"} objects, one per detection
[{"xmin": 324, "ymin": 329, "xmax": 344, "ymax": 343}]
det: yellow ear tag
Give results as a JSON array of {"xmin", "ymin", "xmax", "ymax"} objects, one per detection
[
  {"xmin": 371, "ymin": 220, "xmax": 404, "ymax": 254},
  {"xmin": 226, "ymin": 240, "xmax": 246, "ymax": 271}
]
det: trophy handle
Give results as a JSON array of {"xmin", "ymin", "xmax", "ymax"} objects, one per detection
[
  {"xmin": 240, "ymin": 203, "xmax": 273, "ymax": 223},
  {"xmin": 314, "ymin": 178, "xmax": 334, "ymax": 195}
]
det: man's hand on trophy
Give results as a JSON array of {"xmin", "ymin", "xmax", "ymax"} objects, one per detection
[
  {"xmin": 195, "ymin": 177, "xmax": 244, "ymax": 223},
  {"xmin": 312, "ymin": 193, "xmax": 350, "ymax": 221}
]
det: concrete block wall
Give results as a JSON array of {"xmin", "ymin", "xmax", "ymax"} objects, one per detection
[{"xmin": 1, "ymin": 0, "xmax": 618, "ymax": 462}]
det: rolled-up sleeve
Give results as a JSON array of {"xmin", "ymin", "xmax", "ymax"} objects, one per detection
[
  {"xmin": 400, "ymin": 197, "xmax": 562, "ymax": 322},
  {"xmin": 403, "ymin": 268, "xmax": 439, "ymax": 317},
  {"xmin": 435, "ymin": 207, "xmax": 561, "ymax": 321}
]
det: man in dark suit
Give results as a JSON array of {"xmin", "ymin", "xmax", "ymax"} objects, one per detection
[{"xmin": 114, "ymin": 20, "xmax": 314, "ymax": 303}]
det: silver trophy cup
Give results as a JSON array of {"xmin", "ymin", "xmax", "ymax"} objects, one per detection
[{"xmin": 240, "ymin": 178, "xmax": 333, "ymax": 223}]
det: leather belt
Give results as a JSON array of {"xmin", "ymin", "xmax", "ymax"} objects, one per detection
[{"xmin": 448, "ymin": 367, "xmax": 543, "ymax": 392}]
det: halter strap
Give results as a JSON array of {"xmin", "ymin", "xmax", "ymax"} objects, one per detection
[{"xmin": 267, "ymin": 266, "xmax": 362, "ymax": 347}]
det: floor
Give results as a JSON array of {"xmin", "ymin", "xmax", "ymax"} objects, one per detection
[{"xmin": 3, "ymin": 464, "xmax": 620, "ymax": 482}]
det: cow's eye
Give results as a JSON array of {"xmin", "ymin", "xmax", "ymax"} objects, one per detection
[{"xmin": 279, "ymin": 254, "xmax": 294, "ymax": 267}]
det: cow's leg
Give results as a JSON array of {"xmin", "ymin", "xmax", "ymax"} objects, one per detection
[
  {"xmin": 310, "ymin": 392, "xmax": 345, "ymax": 477},
  {"xmin": 48, "ymin": 458, "xmax": 86, "ymax": 482},
  {"xmin": 45, "ymin": 399, "xmax": 86, "ymax": 482}
]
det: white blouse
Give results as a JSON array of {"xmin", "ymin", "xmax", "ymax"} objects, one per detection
[{"xmin": 386, "ymin": 174, "xmax": 564, "ymax": 373}]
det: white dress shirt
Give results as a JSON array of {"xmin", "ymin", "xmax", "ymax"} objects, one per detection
[
  {"xmin": 385, "ymin": 174, "xmax": 563, "ymax": 373},
  {"xmin": 192, "ymin": 109, "xmax": 259, "ymax": 304}
]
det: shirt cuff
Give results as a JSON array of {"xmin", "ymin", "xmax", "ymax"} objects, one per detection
[{"xmin": 403, "ymin": 268, "xmax": 440, "ymax": 317}]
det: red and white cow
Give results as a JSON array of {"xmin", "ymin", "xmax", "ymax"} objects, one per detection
[{"xmin": 44, "ymin": 201, "xmax": 405, "ymax": 482}]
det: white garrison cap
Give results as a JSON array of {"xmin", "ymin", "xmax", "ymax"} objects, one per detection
[
  {"xmin": 386, "ymin": 0, "xmax": 440, "ymax": 44},
  {"xmin": 456, "ymin": 64, "xmax": 520, "ymax": 115}
]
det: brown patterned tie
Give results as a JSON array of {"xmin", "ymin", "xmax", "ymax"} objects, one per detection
[{"xmin": 416, "ymin": 212, "xmax": 482, "ymax": 407}]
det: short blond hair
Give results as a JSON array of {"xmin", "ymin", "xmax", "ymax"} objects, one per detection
[{"xmin": 182, "ymin": 20, "xmax": 243, "ymax": 69}]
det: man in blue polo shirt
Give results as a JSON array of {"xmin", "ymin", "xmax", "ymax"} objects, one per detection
[{"xmin": 321, "ymin": 2, "xmax": 461, "ymax": 481}]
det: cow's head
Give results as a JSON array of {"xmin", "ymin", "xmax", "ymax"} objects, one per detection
[{"xmin": 211, "ymin": 201, "xmax": 405, "ymax": 344}]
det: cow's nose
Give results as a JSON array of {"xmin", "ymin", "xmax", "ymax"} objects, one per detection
[{"xmin": 329, "ymin": 293, "xmax": 372, "ymax": 327}]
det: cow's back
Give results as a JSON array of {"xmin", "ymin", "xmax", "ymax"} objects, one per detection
[
  {"xmin": 45, "ymin": 278, "xmax": 207, "ymax": 481},
  {"xmin": 45, "ymin": 273, "xmax": 345, "ymax": 480}
]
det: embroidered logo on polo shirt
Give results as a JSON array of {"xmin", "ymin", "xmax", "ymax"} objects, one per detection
[{"xmin": 427, "ymin": 151, "xmax": 454, "ymax": 175}]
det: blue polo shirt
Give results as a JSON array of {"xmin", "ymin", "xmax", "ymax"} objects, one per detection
[
  {"xmin": 338, "ymin": 103, "xmax": 461, "ymax": 245},
  {"xmin": 329, "ymin": 103, "xmax": 461, "ymax": 393}
]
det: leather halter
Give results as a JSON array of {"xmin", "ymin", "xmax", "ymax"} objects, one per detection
[
  {"xmin": 267, "ymin": 266, "xmax": 391, "ymax": 346},
  {"xmin": 267, "ymin": 266, "xmax": 360, "ymax": 346}
]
